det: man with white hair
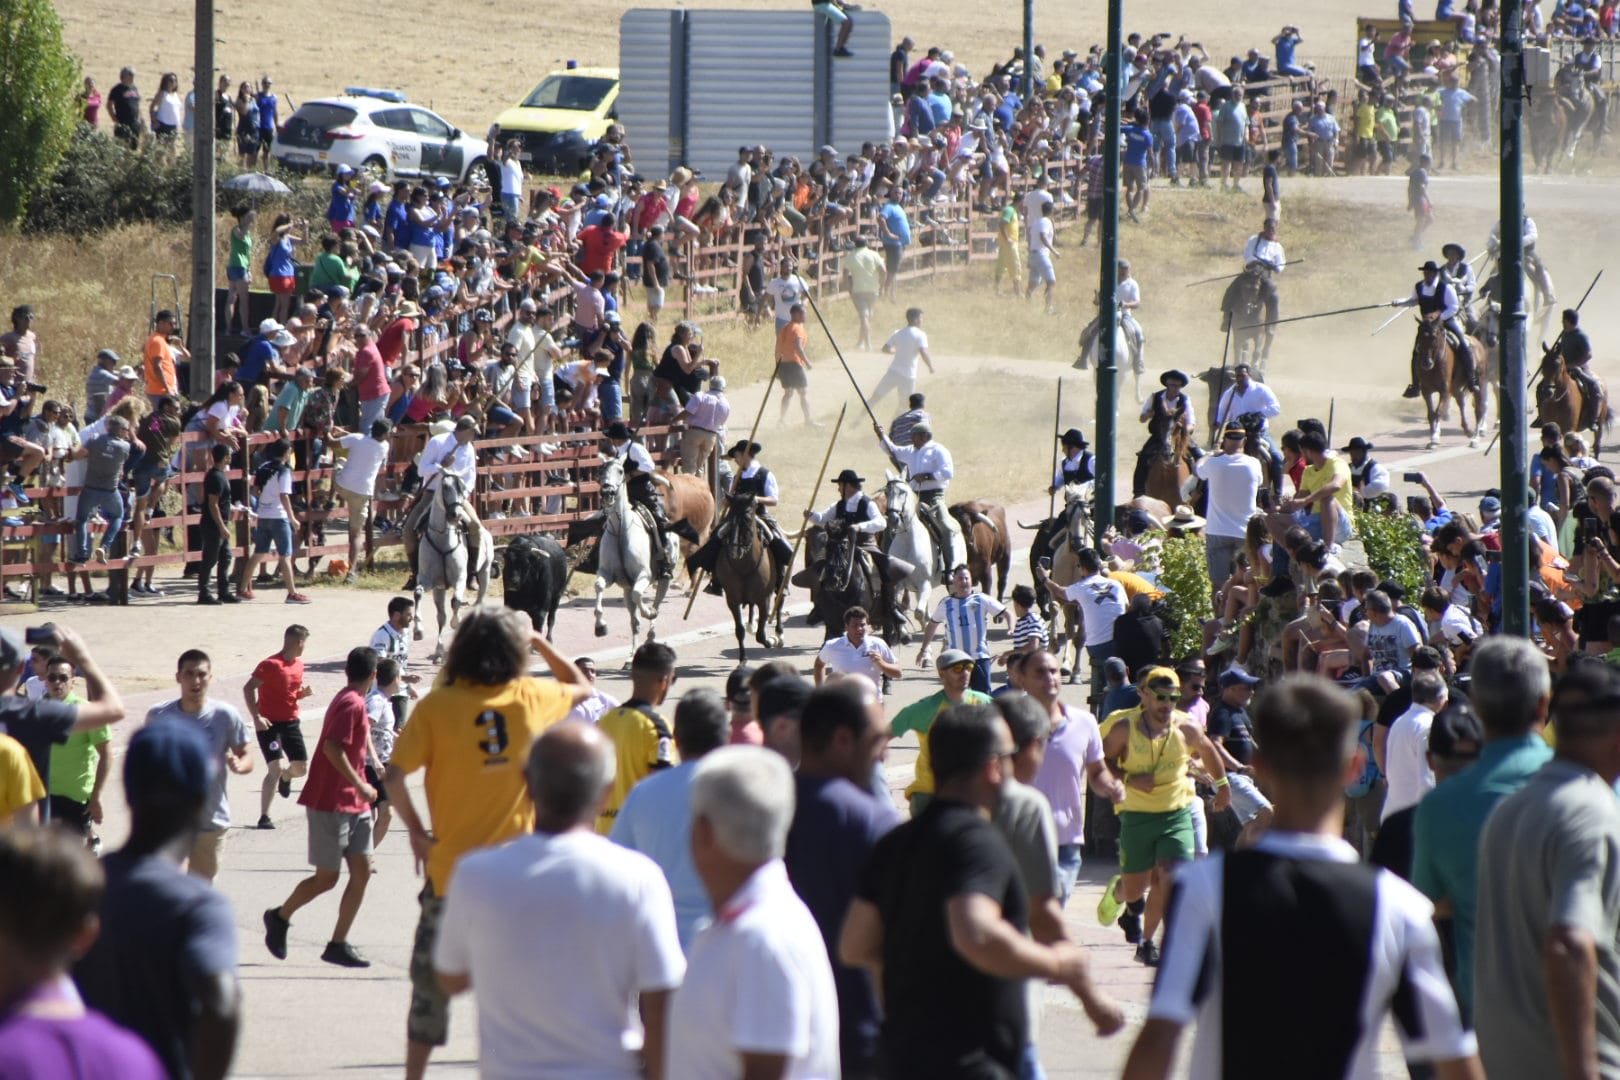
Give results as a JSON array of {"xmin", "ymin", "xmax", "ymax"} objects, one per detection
[
  {"xmin": 674, "ymin": 374, "xmax": 730, "ymax": 479},
  {"xmin": 434, "ymin": 722, "xmax": 685, "ymax": 1078},
  {"xmin": 667, "ymin": 746, "xmax": 839, "ymax": 1079}
]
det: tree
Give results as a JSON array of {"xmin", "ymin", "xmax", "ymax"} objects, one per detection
[{"xmin": 0, "ymin": 0, "xmax": 81, "ymax": 224}]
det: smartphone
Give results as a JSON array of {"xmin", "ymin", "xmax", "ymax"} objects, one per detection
[
  {"xmin": 24, "ymin": 624, "xmax": 56, "ymax": 646},
  {"xmin": 1403, "ymin": 472, "xmax": 1423, "ymax": 483}
]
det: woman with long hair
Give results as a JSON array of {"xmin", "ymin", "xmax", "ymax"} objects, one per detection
[
  {"xmin": 235, "ymin": 81, "xmax": 260, "ymax": 167},
  {"xmin": 225, "ymin": 206, "xmax": 256, "ymax": 334},
  {"xmin": 264, "ymin": 214, "xmax": 304, "ymax": 322},
  {"xmin": 149, "ymin": 72, "xmax": 183, "ymax": 155},
  {"xmin": 627, "ymin": 321, "xmax": 659, "ymax": 425}
]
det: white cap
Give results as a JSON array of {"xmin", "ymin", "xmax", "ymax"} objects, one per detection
[{"xmin": 258, "ymin": 318, "xmax": 285, "ymax": 335}]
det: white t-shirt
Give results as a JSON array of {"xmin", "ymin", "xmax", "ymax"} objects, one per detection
[
  {"xmin": 253, "ymin": 464, "xmax": 292, "ymax": 521},
  {"xmin": 1061, "ymin": 574, "xmax": 1127, "ymax": 647},
  {"xmin": 765, "ymin": 275, "xmax": 809, "ymax": 322},
  {"xmin": 1029, "ymin": 215, "xmax": 1055, "ymax": 255},
  {"xmin": 1117, "ymin": 278, "xmax": 1141, "ymax": 307},
  {"xmin": 433, "ymin": 831, "xmax": 686, "ymax": 1080},
  {"xmin": 1382, "ymin": 703, "xmax": 1438, "ymax": 821},
  {"xmin": 883, "ymin": 326, "xmax": 930, "ymax": 378},
  {"xmin": 1022, "ymin": 188, "xmax": 1054, "ymax": 223},
  {"xmin": 666, "ymin": 860, "xmax": 839, "ymax": 1080},
  {"xmin": 816, "ymin": 633, "xmax": 898, "ymax": 685},
  {"xmin": 500, "ymin": 157, "xmax": 523, "ymax": 196},
  {"xmin": 1429, "ymin": 604, "xmax": 1481, "ymax": 648},
  {"xmin": 336, "ymin": 433, "xmax": 390, "ymax": 498},
  {"xmin": 1194, "ymin": 453, "xmax": 1262, "ymax": 540}
]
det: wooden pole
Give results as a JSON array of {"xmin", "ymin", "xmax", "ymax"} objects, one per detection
[
  {"xmin": 1048, "ymin": 378, "xmax": 1063, "ymax": 519},
  {"xmin": 1208, "ymin": 324, "xmax": 1233, "ymax": 447},
  {"xmin": 684, "ymin": 362, "xmax": 778, "ymax": 618},
  {"xmin": 802, "ymin": 288, "xmax": 880, "ymax": 426},
  {"xmin": 770, "ymin": 402, "xmax": 847, "ymax": 626}
]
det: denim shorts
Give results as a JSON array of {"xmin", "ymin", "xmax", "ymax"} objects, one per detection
[
  {"xmin": 511, "ymin": 381, "xmax": 533, "ymax": 410},
  {"xmin": 487, "ymin": 403, "xmax": 517, "ymax": 427},
  {"xmin": 226, "ymin": 266, "xmax": 249, "ymax": 282},
  {"xmin": 132, "ymin": 460, "xmax": 174, "ymax": 497},
  {"xmin": 253, "ymin": 517, "xmax": 294, "ymax": 556}
]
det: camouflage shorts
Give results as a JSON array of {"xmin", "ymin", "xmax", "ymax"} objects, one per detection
[{"xmin": 408, "ymin": 885, "xmax": 449, "ymax": 1046}]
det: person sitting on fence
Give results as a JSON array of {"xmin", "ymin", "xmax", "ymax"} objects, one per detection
[{"xmin": 401, "ymin": 416, "xmax": 486, "ymax": 591}]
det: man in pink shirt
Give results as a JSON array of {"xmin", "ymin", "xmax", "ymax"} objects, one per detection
[{"xmin": 351, "ymin": 325, "xmax": 390, "ymax": 433}]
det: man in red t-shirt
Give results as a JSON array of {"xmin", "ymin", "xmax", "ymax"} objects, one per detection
[
  {"xmin": 576, "ymin": 218, "xmax": 628, "ymax": 278},
  {"xmin": 351, "ymin": 324, "xmax": 390, "ymax": 433},
  {"xmin": 262, "ymin": 647, "xmax": 380, "ymax": 968},
  {"xmin": 245, "ymin": 624, "xmax": 314, "ymax": 827},
  {"xmin": 377, "ymin": 301, "xmax": 420, "ymax": 369}
]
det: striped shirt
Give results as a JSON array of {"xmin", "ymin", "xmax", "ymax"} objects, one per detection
[
  {"xmin": 929, "ymin": 592, "xmax": 1007, "ymax": 659},
  {"xmin": 1151, "ymin": 832, "xmax": 1474, "ymax": 1079},
  {"xmin": 1012, "ymin": 611, "xmax": 1048, "ymax": 651}
]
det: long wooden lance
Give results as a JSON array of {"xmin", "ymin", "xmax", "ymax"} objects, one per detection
[
  {"xmin": 1239, "ymin": 301, "xmax": 1391, "ymax": 330},
  {"xmin": 1184, "ymin": 258, "xmax": 1306, "ymax": 287},
  {"xmin": 1048, "ymin": 378, "xmax": 1063, "ymax": 520},
  {"xmin": 803, "ymin": 288, "xmax": 879, "ymax": 427},
  {"xmin": 769, "ymin": 403, "xmax": 848, "ymax": 628}
]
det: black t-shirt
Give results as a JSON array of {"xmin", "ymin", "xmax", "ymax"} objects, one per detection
[
  {"xmin": 74, "ymin": 851, "xmax": 239, "ymax": 1080},
  {"xmin": 858, "ymin": 798, "xmax": 1028, "ymax": 1078},
  {"xmin": 0, "ymin": 694, "xmax": 77, "ymax": 796},
  {"xmin": 109, "ymin": 83, "xmax": 143, "ymax": 129},
  {"xmin": 1369, "ymin": 805, "xmax": 1415, "ymax": 881},
  {"xmin": 1207, "ymin": 700, "xmax": 1256, "ymax": 765},
  {"xmin": 200, "ymin": 467, "xmax": 230, "ymax": 537}
]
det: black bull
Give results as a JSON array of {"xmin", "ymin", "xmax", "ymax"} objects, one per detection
[{"xmin": 503, "ymin": 534, "xmax": 570, "ymax": 638}]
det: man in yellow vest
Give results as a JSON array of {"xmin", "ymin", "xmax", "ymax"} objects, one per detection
[{"xmin": 1096, "ymin": 666, "xmax": 1230, "ymax": 967}]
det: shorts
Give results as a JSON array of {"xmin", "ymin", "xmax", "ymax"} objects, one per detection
[
  {"xmin": 1085, "ymin": 197, "xmax": 1103, "ymax": 221},
  {"xmin": 1226, "ymin": 772, "xmax": 1272, "ymax": 825},
  {"xmin": 1027, "ymin": 250, "xmax": 1056, "ymax": 285},
  {"xmin": 486, "ymin": 403, "xmax": 517, "ymax": 428},
  {"xmin": 132, "ymin": 460, "xmax": 174, "ymax": 497},
  {"xmin": 364, "ymin": 762, "xmax": 389, "ymax": 806},
  {"xmin": 329, "ymin": 219, "xmax": 355, "ymax": 234},
  {"xmin": 409, "ymin": 244, "xmax": 437, "ymax": 270},
  {"xmin": 1293, "ymin": 503, "xmax": 1352, "ymax": 542},
  {"xmin": 537, "ymin": 377, "xmax": 557, "ymax": 409},
  {"xmin": 852, "ymin": 292, "xmax": 877, "ymax": 317},
  {"xmin": 1123, "ymin": 164, "xmax": 1147, "ymax": 185},
  {"xmin": 813, "ymin": 1, "xmax": 849, "ymax": 22},
  {"xmin": 253, "ymin": 517, "xmax": 294, "ymax": 556},
  {"xmin": 226, "ymin": 266, "xmax": 250, "ymax": 282},
  {"xmin": 1356, "ymin": 137, "xmax": 1376, "ymax": 157},
  {"xmin": 256, "ymin": 718, "xmax": 307, "ymax": 763},
  {"xmin": 339, "ymin": 488, "xmax": 372, "ymax": 537},
  {"xmin": 510, "ymin": 381, "xmax": 533, "ymax": 410},
  {"xmin": 1439, "ymin": 119, "xmax": 1463, "ymax": 143},
  {"xmin": 883, "ymin": 244, "xmax": 902, "ymax": 277},
  {"xmin": 1118, "ymin": 806, "xmax": 1197, "ymax": 873},
  {"xmin": 409, "ymin": 885, "xmax": 451, "ymax": 1046},
  {"xmin": 187, "ymin": 828, "xmax": 227, "ymax": 880},
  {"xmin": 307, "ymin": 807, "xmax": 375, "ymax": 870},
  {"xmin": 646, "ymin": 284, "xmax": 665, "ymax": 309},
  {"xmin": 47, "ymin": 795, "xmax": 92, "ymax": 834},
  {"xmin": 776, "ymin": 361, "xmax": 809, "ymax": 390},
  {"xmin": 1218, "ymin": 145, "xmax": 1246, "ymax": 163},
  {"xmin": 268, "ymin": 275, "xmax": 296, "ymax": 295}
]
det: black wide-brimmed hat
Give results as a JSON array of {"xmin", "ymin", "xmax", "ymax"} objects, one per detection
[
  {"xmin": 1058, "ymin": 427, "xmax": 1089, "ymax": 448},
  {"xmin": 831, "ymin": 469, "xmax": 865, "ymax": 486},
  {"xmin": 1441, "ymin": 243, "xmax": 1465, "ymax": 260},
  {"xmin": 1160, "ymin": 369, "xmax": 1190, "ymax": 387},
  {"xmin": 726, "ymin": 440, "xmax": 763, "ymax": 459},
  {"xmin": 603, "ymin": 420, "xmax": 634, "ymax": 440}
]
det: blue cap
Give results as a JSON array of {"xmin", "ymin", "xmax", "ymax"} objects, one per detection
[
  {"xmin": 1217, "ymin": 666, "xmax": 1262, "ymax": 688},
  {"xmin": 594, "ymin": 194, "xmax": 612, "ymax": 208},
  {"xmin": 125, "ymin": 720, "xmax": 215, "ymax": 806}
]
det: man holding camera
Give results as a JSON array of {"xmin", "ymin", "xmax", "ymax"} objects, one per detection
[{"xmin": 0, "ymin": 362, "xmax": 48, "ymax": 482}]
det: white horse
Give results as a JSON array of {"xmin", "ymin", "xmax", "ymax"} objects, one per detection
[
  {"xmin": 1075, "ymin": 313, "xmax": 1146, "ymax": 402},
  {"xmin": 414, "ymin": 468, "xmax": 492, "ymax": 664},
  {"xmin": 594, "ymin": 455, "xmax": 670, "ymax": 650},
  {"xmin": 882, "ymin": 473, "xmax": 963, "ymax": 632}
]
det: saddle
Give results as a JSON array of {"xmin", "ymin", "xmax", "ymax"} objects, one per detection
[{"xmin": 631, "ymin": 503, "xmax": 658, "ymax": 535}]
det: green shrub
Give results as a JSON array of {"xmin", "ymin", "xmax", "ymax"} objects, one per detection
[
  {"xmin": 1354, "ymin": 508, "xmax": 1429, "ymax": 598},
  {"xmin": 1159, "ymin": 533, "xmax": 1214, "ymax": 661},
  {"xmin": 0, "ymin": 0, "xmax": 81, "ymax": 224}
]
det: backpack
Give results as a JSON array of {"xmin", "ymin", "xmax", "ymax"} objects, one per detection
[{"xmin": 1345, "ymin": 718, "xmax": 1383, "ymax": 798}]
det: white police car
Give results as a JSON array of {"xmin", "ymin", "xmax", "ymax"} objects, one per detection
[{"xmin": 272, "ymin": 88, "xmax": 493, "ymax": 186}]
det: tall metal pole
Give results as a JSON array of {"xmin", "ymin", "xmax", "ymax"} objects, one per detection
[
  {"xmin": 188, "ymin": 0, "xmax": 217, "ymax": 397},
  {"xmin": 1093, "ymin": 0, "xmax": 1123, "ymax": 543},
  {"xmin": 1021, "ymin": 0, "xmax": 1035, "ymax": 102},
  {"xmin": 1498, "ymin": 0, "xmax": 1529, "ymax": 637}
]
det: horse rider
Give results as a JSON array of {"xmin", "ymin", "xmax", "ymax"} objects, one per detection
[
  {"xmin": 686, "ymin": 439, "xmax": 794, "ymax": 591},
  {"xmin": 874, "ymin": 416, "xmax": 964, "ymax": 583},
  {"xmin": 804, "ymin": 467, "xmax": 909, "ymax": 630},
  {"xmin": 1341, "ymin": 436, "xmax": 1391, "ymax": 505},
  {"xmin": 1487, "ymin": 214, "xmax": 1556, "ymax": 303},
  {"xmin": 1395, "ymin": 259, "xmax": 1478, "ymax": 398},
  {"xmin": 1132, "ymin": 369, "xmax": 1198, "ymax": 498},
  {"xmin": 1052, "ymin": 427, "xmax": 1096, "ymax": 491},
  {"xmin": 1555, "ymin": 308, "xmax": 1603, "ymax": 410},
  {"xmin": 1573, "ymin": 36, "xmax": 1607, "ymax": 112},
  {"xmin": 1077, "ymin": 259, "xmax": 1145, "ymax": 365},
  {"xmin": 604, "ymin": 419, "xmax": 699, "ymax": 579},
  {"xmin": 1440, "ymin": 242, "xmax": 1477, "ymax": 328},
  {"xmin": 1212, "ymin": 362, "xmax": 1285, "ymax": 487},
  {"xmin": 1223, "ymin": 218, "xmax": 1286, "ymax": 341},
  {"xmin": 402, "ymin": 415, "xmax": 485, "ymax": 590}
]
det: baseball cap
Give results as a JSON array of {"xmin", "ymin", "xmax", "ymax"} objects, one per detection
[
  {"xmin": 1140, "ymin": 666, "xmax": 1180, "ymax": 693},
  {"xmin": 125, "ymin": 720, "xmax": 216, "ymax": 806},
  {"xmin": 725, "ymin": 665, "xmax": 755, "ymax": 706},
  {"xmin": 757, "ymin": 676, "xmax": 812, "ymax": 721},
  {"xmin": 1217, "ymin": 666, "xmax": 1262, "ymax": 689},
  {"xmin": 1479, "ymin": 495, "xmax": 1502, "ymax": 514},
  {"xmin": 936, "ymin": 648, "xmax": 975, "ymax": 670},
  {"xmin": 1428, "ymin": 699, "xmax": 1484, "ymax": 761},
  {"xmin": 1103, "ymin": 656, "xmax": 1129, "ymax": 681}
]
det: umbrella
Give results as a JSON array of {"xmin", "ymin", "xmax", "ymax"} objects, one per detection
[{"xmin": 221, "ymin": 172, "xmax": 291, "ymax": 195}]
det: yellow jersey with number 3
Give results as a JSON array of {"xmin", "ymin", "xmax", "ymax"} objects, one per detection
[{"xmin": 389, "ymin": 676, "xmax": 573, "ymax": 893}]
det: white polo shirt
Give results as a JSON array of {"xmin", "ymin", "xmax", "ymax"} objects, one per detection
[
  {"xmin": 816, "ymin": 633, "xmax": 898, "ymax": 684},
  {"xmin": 666, "ymin": 860, "xmax": 839, "ymax": 1080}
]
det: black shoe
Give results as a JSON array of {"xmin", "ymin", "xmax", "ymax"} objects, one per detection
[
  {"xmin": 1134, "ymin": 940, "xmax": 1161, "ymax": 967},
  {"xmin": 833, "ymin": 47, "xmax": 854, "ymax": 57},
  {"xmin": 263, "ymin": 908, "xmax": 290, "ymax": 960},
  {"xmin": 221, "ymin": 592, "xmax": 241, "ymax": 604},
  {"xmin": 1118, "ymin": 906, "xmax": 1143, "ymax": 945},
  {"xmin": 321, "ymin": 941, "xmax": 371, "ymax": 968},
  {"xmin": 197, "ymin": 593, "xmax": 221, "ymax": 605},
  {"xmin": 402, "ymin": 574, "xmax": 417, "ymax": 591},
  {"xmin": 256, "ymin": 814, "xmax": 275, "ymax": 829},
  {"xmin": 1402, "ymin": 383, "xmax": 1420, "ymax": 398},
  {"xmin": 278, "ymin": 776, "xmax": 291, "ymax": 799}
]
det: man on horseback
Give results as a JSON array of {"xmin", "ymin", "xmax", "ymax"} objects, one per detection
[
  {"xmin": 1078, "ymin": 259, "xmax": 1146, "ymax": 368},
  {"xmin": 686, "ymin": 439, "xmax": 794, "ymax": 590},
  {"xmin": 1487, "ymin": 214, "xmax": 1556, "ymax": 304},
  {"xmin": 403, "ymin": 416, "xmax": 485, "ymax": 590},
  {"xmin": 1440, "ymin": 242, "xmax": 1477, "ymax": 329},
  {"xmin": 1212, "ymin": 362, "xmax": 1284, "ymax": 488},
  {"xmin": 875, "ymin": 417, "xmax": 963, "ymax": 583},
  {"xmin": 1036, "ymin": 428, "xmax": 1096, "ymax": 557},
  {"xmin": 804, "ymin": 468, "xmax": 907, "ymax": 633},
  {"xmin": 1132, "ymin": 369, "xmax": 1198, "ymax": 499},
  {"xmin": 1573, "ymin": 36, "xmax": 1607, "ymax": 114},
  {"xmin": 605, "ymin": 419, "xmax": 700, "ymax": 580},
  {"xmin": 1396, "ymin": 259, "xmax": 1478, "ymax": 397},
  {"xmin": 1223, "ymin": 218, "xmax": 1285, "ymax": 346},
  {"xmin": 1556, "ymin": 308, "xmax": 1603, "ymax": 416}
]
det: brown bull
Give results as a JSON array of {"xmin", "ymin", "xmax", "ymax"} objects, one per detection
[{"xmin": 950, "ymin": 500, "xmax": 1009, "ymax": 601}]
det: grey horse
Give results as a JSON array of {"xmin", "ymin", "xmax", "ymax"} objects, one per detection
[{"xmin": 414, "ymin": 468, "xmax": 492, "ymax": 664}]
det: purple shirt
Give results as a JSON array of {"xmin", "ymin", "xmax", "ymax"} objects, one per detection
[
  {"xmin": 0, "ymin": 982, "xmax": 165, "ymax": 1080},
  {"xmin": 1032, "ymin": 704, "xmax": 1104, "ymax": 845}
]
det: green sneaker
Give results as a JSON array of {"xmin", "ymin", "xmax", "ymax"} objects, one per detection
[{"xmin": 1097, "ymin": 873, "xmax": 1125, "ymax": 927}]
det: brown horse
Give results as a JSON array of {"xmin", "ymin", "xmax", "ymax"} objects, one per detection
[
  {"xmin": 1536, "ymin": 352, "xmax": 1611, "ymax": 456},
  {"xmin": 1412, "ymin": 318, "xmax": 1488, "ymax": 449},
  {"xmin": 712, "ymin": 494, "xmax": 783, "ymax": 660},
  {"xmin": 1140, "ymin": 425, "xmax": 1194, "ymax": 508},
  {"xmin": 950, "ymin": 500, "xmax": 1010, "ymax": 601}
]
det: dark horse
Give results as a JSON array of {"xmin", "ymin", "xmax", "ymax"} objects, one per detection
[
  {"xmin": 713, "ymin": 493, "xmax": 784, "ymax": 660},
  {"xmin": 1412, "ymin": 317, "xmax": 1488, "ymax": 449},
  {"xmin": 809, "ymin": 526, "xmax": 892, "ymax": 643},
  {"xmin": 1537, "ymin": 350, "xmax": 1611, "ymax": 457},
  {"xmin": 1220, "ymin": 265, "xmax": 1273, "ymax": 369}
]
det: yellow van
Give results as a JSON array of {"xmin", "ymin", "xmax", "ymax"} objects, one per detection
[{"xmin": 493, "ymin": 67, "xmax": 620, "ymax": 176}]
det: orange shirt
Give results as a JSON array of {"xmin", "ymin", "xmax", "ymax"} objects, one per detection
[
  {"xmin": 143, "ymin": 332, "xmax": 177, "ymax": 397},
  {"xmin": 775, "ymin": 321, "xmax": 808, "ymax": 366}
]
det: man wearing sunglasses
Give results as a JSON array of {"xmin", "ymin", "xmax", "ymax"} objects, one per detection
[
  {"xmin": 41, "ymin": 656, "xmax": 106, "ymax": 845},
  {"xmin": 889, "ymin": 649, "xmax": 994, "ymax": 817},
  {"xmin": 1097, "ymin": 666, "xmax": 1230, "ymax": 967}
]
